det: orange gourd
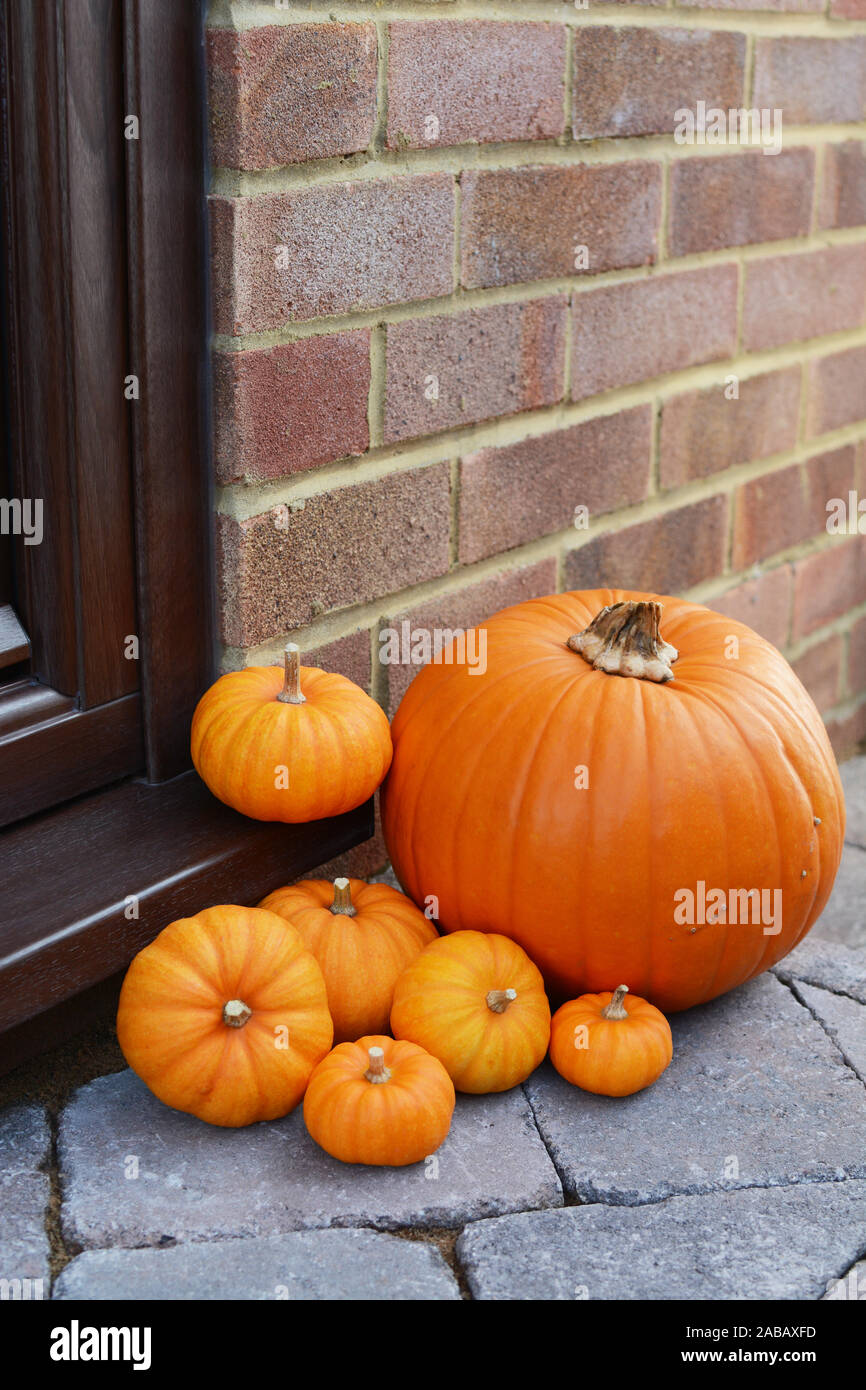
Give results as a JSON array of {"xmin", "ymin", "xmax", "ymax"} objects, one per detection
[
  {"xmin": 258, "ymin": 876, "xmax": 438, "ymax": 1043},
  {"xmin": 549, "ymin": 985, "xmax": 673, "ymax": 1096},
  {"xmin": 116, "ymin": 905, "xmax": 333, "ymax": 1127},
  {"xmin": 303, "ymin": 1035, "xmax": 455, "ymax": 1166},
  {"xmin": 390, "ymin": 931, "xmax": 551, "ymax": 1093},
  {"xmin": 381, "ymin": 590, "xmax": 845, "ymax": 1012},
  {"xmin": 191, "ymin": 644, "xmax": 392, "ymax": 822}
]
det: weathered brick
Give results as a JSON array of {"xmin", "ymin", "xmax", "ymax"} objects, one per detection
[
  {"xmin": 210, "ymin": 176, "xmax": 455, "ymax": 334},
  {"xmin": 458, "ymin": 407, "xmax": 653, "ymax": 565},
  {"xmin": 742, "ymin": 245, "xmax": 866, "ymax": 352},
  {"xmin": 218, "ymin": 464, "xmax": 452, "ymax": 647},
  {"xmin": 849, "ymin": 614, "xmax": 866, "ymax": 698},
  {"xmin": 304, "ymin": 629, "xmax": 372, "ymax": 693},
  {"xmin": 706, "ymin": 566, "xmax": 793, "ymax": 650},
  {"xmin": 387, "ymin": 22, "xmax": 565, "ymax": 150},
  {"xmin": 564, "ymin": 496, "xmax": 729, "ymax": 596},
  {"xmin": 820, "ymin": 142, "xmax": 866, "ymax": 230},
  {"xmin": 807, "ymin": 346, "xmax": 866, "ymax": 437},
  {"xmin": 753, "ymin": 37, "xmax": 866, "ymax": 125},
  {"xmin": 669, "ymin": 149, "xmax": 813, "ymax": 257},
  {"xmin": 207, "ymin": 24, "xmax": 377, "ymax": 170},
  {"xmin": 830, "ymin": 0, "xmax": 866, "ymax": 16},
  {"xmin": 380, "ymin": 560, "xmax": 558, "ymax": 711},
  {"xmin": 792, "ymin": 537, "xmax": 866, "ymax": 638},
  {"xmin": 573, "ymin": 27, "xmax": 745, "ymax": 140},
  {"xmin": 659, "ymin": 367, "xmax": 801, "ymax": 488},
  {"xmin": 732, "ymin": 446, "xmax": 858, "ymax": 570},
  {"xmin": 572, "ymin": 266, "xmax": 738, "ymax": 401},
  {"xmin": 383, "ymin": 298, "xmax": 566, "ymax": 445},
  {"xmin": 792, "ymin": 633, "xmax": 844, "ymax": 712},
  {"xmin": 826, "ymin": 701, "xmax": 866, "ymax": 759},
  {"xmin": 461, "ymin": 163, "xmax": 661, "ymax": 291},
  {"xmin": 213, "ymin": 332, "xmax": 370, "ymax": 484}
]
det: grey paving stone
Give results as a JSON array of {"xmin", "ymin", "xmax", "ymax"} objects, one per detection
[
  {"xmin": 59, "ymin": 1070, "xmax": 561, "ymax": 1250},
  {"xmin": 54, "ymin": 1227, "xmax": 460, "ymax": 1300},
  {"xmin": 841, "ymin": 756, "xmax": 866, "ymax": 851},
  {"xmin": 794, "ymin": 981, "xmax": 866, "ymax": 1085},
  {"xmin": 0, "ymin": 1105, "xmax": 51, "ymax": 1291},
  {"xmin": 822, "ymin": 1258, "xmax": 866, "ymax": 1301},
  {"xmin": 773, "ymin": 935, "xmax": 866, "ymax": 1004},
  {"xmin": 524, "ymin": 973, "xmax": 866, "ymax": 1206},
  {"xmin": 809, "ymin": 843, "xmax": 866, "ymax": 950},
  {"xmin": 457, "ymin": 1180, "xmax": 866, "ymax": 1301}
]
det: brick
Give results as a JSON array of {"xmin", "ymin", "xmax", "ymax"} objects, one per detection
[
  {"xmin": 753, "ymin": 37, "xmax": 866, "ymax": 125},
  {"xmin": 807, "ymin": 346, "xmax": 866, "ymax": 437},
  {"xmin": 573, "ymin": 27, "xmax": 745, "ymax": 140},
  {"xmin": 679, "ymin": 0, "xmax": 822, "ymax": 9},
  {"xmin": 826, "ymin": 701, "xmax": 866, "ymax": 760},
  {"xmin": 733, "ymin": 447, "xmax": 857, "ymax": 571},
  {"xmin": 206, "ymin": 24, "xmax": 377, "ymax": 170},
  {"xmin": 572, "ymin": 266, "xmax": 738, "ymax": 401},
  {"xmin": 820, "ymin": 142, "xmax": 866, "ymax": 230},
  {"xmin": 706, "ymin": 566, "xmax": 793, "ymax": 649},
  {"xmin": 564, "ymin": 495, "xmax": 729, "ymax": 596},
  {"xmin": 830, "ymin": 0, "xmax": 866, "ymax": 15},
  {"xmin": 210, "ymin": 176, "xmax": 455, "ymax": 334},
  {"xmin": 213, "ymin": 332, "xmax": 370, "ymax": 484},
  {"xmin": 217, "ymin": 464, "xmax": 451, "ymax": 647},
  {"xmin": 660, "ymin": 367, "xmax": 801, "ymax": 488},
  {"xmin": 381, "ymin": 560, "xmax": 557, "ymax": 711},
  {"xmin": 793, "ymin": 633, "xmax": 844, "ymax": 712},
  {"xmin": 669, "ymin": 149, "xmax": 813, "ymax": 257},
  {"xmin": 383, "ymin": 298, "xmax": 566, "ymax": 445},
  {"xmin": 304, "ymin": 630, "xmax": 372, "ymax": 693},
  {"xmin": 458, "ymin": 407, "xmax": 653, "ymax": 565},
  {"xmin": 850, "ymin": 615, "xmax": 866, "ymax": 698},
  {"xmin": 461, "ymin": 163, "xmax": 661, "ymax": 291},
  {"xmin": 742, "ymin": 245, "xmax": 866, "ymax": 352},
  {"xmin": 793, "ymin": 537, "xmax": 866, "ymax": 638},
  {"xmin": 387, "ymin": 22, "xmax": 565, "ymax": 150}
]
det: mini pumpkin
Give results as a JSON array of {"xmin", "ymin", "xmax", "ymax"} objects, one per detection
[
  {"xmin": 259, "ymin": 876, "xmax": 438, "ymax": 1044},
  {"xmin": 303, "ymin": 1035, "xmax": 455, "ymax": 1166},
  {"xmin": 191, "ymin": 644, "xmax": 392, "ymax": 823},
  {"xmin": 390, "ymin": 931, "xmax": 551, "ymax": 1093},
  {"xmin": 549, "ymin": 985, "xmax": 673, "ymax": 1097},
  {"xmin": 116, "ymin": 905, "xmax": 334, "ymax": 1127}
]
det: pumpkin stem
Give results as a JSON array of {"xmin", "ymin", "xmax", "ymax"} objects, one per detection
[
  {"xmin": 567, "ymin": 601, "xmax": 678, "ymax": 684},
  {"xmin": 276, "ymin": 642, "xmax": 306, "ymax": 704},
  {"xmin": 486, "ymin": 988, "xmax": 517, "ymax": 1014},
  {"xmin": 223, "ymin": 999, "xmax": 252, "ymax": 1028},
  {"xmin": 601, "ymin": 985, "xmax": 629, "ymax": 1021},
  {"xmin": 330, "ymin": 877, "xmax": 357, "ymax": 917},
  {"xmin": 364, "ymin": 1045, "xmax": 392, "ymax": 1084}
]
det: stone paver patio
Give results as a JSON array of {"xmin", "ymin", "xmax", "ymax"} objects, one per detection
[{"xmin": 2, "ymin": 757, "xmax": 865, "ymax": 1301}]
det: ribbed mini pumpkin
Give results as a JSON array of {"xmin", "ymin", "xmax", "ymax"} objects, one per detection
[
  {"xmin": 549, "ymin": 985, "xmax": 673, "ymax": 1097},
  {"xmin": 390, "ymin": 931, "xmax": 551, "ymax": 1093},
  {"xmin": 116, "ymin": 905, "xmax": 333, "ymax": 1127},
  {"xmin": 303, "ymin": 1036, "xmax": 455, "ymax": 1166},
  {"xmin": 259, "ymin": 876, "xmax": 438, "ymax": 1043},
  {"xmin": 191, "ymin": 644, "xmax": 392, "ymax": 823}
]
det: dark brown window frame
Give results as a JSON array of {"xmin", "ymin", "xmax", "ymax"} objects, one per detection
[{"xmin": 0, "ymin": 0, "xmax": 372, "ymax": 1075}]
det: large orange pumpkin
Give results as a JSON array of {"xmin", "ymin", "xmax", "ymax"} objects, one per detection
[
  {"xmin": 191, "ymin": 644, "xmax": 392, "ymax": 822},
  {"xmin": 258, "ymin": 876, "xmax": 438, "ymax": 1043},
  {"xmin": 116, "ymin": 905, "xmax": 333, "ymax": 1127},
  {"xmin": 381, "ymin": 590, "xmax": 845, "ymax": 1012}
]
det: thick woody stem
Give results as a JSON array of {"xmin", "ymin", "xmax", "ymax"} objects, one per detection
[
  {"xmin": 276, "ymin": 643, "xmax": 306, "ymax": 704},
  {"xmin": 486, "ymin": 988, "xmax": 517, "ymax": 1014},
  {"xmin": 567, "ymin": 601, "xmax": 678, "ymax": 684},
  {"xmin": 364, "ymin": 1045, "xmax": 392, "ymax": 1083},
  {"xmin": 223, "ymin": 999, "xmax": 252, "ymax": 1028},
  {"xmin": 601, "ymin": 985, "xmax": 629, "ymax": 1021},
  {"xmin": 330, "ymin": 877, "xmax": 357, "ymax": 917}
]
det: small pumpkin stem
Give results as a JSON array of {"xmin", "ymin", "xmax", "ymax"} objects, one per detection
[
  {"xmin": 567, "ymin": 601, "xmax": 678, "ymax": 684},
  {"xmin": 330, "ymin": 877, "xmax": 357, "ymax": 917},
  {"xmin": 276, "ymin": 642, "xmax": 306, "ymax": 705},
  {"xmin": 223, "ymin": 999, "xmax": 252, "ymax": 1028},
  {"xmin": 486, "ymin": 988, "xmax": 517, "ymax": 1014},
  {"xmin": 364, "ymin": 1045, "xmax": 392, "ymax": 1084},
  {"xmin": 601, "ymin": 985, "xmax": 629, "ymax": 1021}
]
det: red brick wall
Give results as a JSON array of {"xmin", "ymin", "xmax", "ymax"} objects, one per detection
[{"xmin": 206, "ymin": 1, "xmax": 866, "ymax": 870}]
